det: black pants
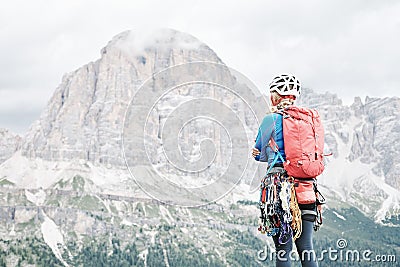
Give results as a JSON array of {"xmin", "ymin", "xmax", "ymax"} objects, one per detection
[{"xmin": 272, "ymin": 218, "xmax": 318, "ymax": 267}]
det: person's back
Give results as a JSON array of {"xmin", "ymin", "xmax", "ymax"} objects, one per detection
[
  {"xmin": 252, "ymin": 74, "xmax": 319, "ymax": 267},
  {"xmin": 254, "ymin": 113, "xmax": 285, "ymax": 165}
]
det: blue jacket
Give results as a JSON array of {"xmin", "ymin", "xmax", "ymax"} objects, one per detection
[{"xmin": 254, "ymin": 113, "xmax": 286, "ymax": 165}]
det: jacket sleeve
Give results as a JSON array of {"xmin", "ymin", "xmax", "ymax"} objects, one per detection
[
  {"xmin": 254, "ymin": 129, "xmax": 262, "ymax": 161},
  {"xmin": 254, "ymin": 115, "xmax": 274, "ymax": 162}
]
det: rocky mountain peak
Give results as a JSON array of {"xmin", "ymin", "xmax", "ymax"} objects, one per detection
[
  {"xmin": 20, "ymin": 29, "xmax": 224, "ymax": 167},
  {"xmin": 99, "ymin": 28, "xmax": 221, "ymax": 72}
]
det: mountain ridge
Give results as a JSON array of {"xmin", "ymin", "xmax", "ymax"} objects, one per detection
[
  {"xmin": 0, "ymin": 29, "xmax": 399, "ymax": 267},
  {"xmin": 0, "ymin": 29, "xmax": 399, "ymax": 222}
]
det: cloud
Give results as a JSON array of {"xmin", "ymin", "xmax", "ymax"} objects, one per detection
[
  {"xmin": 0, "ymin": 0, "xmax": 399, "ymax": 133},
  {"xmin": 0, "ymin": 108, "xmax": 40, "ymax": 135}
]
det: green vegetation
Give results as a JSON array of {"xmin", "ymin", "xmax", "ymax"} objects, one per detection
[
  {"xmin": 144, "ymin": 204, "xmax": 159, "ymax": 217},
  {"xmin": 0, "ymin": 178, "xmax": 14, "ymax": 187},
  {"xmin": 382, "ymin": 214, "xmax": 400, "ymax": 226},
  {"xmin": 72, "ymin": 175, "xmax": 85, "ymax": 191},
  {"xmin": 226, "ymin": 229, "xmax": 270, "ymax": 267},
  {"xmin": 66, "ymin": 239, "xmax": 144, "ymax": 267},
  {"xmin": 0, "ymin": 194, "xmax": 398, "ymax": 267},
  {"xmin": 55, "ymin": 178, "xmax": 68, "ymax": 189},
  {"xmin": 0, "ymin": 237, "xmax": 63, "ymax": 267},
  {"xmin": 68, "ymin": 195, "xmax": 106, "ymax": 211},
  {"xmin": 312, "ymin": 207, "xmax": 399, "ymax": 267},
  {"xmin": 16, "ymin": 217, "xmax": 36, "ymax": 229},
  {"xmin": 147, "ymin": 239, "xmax": 225, "ymax": 267},
  {"xmin": 0, "ymin": 236, "xmax": 144, "ymax": 267},
  {"xmin": 237, "ymin": 200, "xmax": 259, "ymax": 206}
]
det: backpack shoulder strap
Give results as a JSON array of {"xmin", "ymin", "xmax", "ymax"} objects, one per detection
[
  {"xmin": 265, "ymin": 112, "xmax": 286, "ymax": 174},
  {"xmin": 265, "ymin": 151, "xmax": 285, "ymax": 175}
]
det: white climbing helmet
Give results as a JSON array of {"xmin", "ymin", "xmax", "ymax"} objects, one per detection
[{"xmin": 269, "ymin": 74, "xmax": 301, "ymax": 98}]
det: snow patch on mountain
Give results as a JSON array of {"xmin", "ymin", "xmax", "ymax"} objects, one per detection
[
  {"xmin": 372, "ymin": 176, "xmax": 400, "ymax": 223},
  {"xmin": 25, "ymin": 189, "xmax": 46, "ymax": 205},
  {"xmin": 0, "ymin": 152, "xmax": 146, "ymax": 197},
  {"xmin": 159, "ymin": 205, "xmax": 174, "ymax": 225},
  {"xmin": 320, "ymin": 126, "xmax": 400, "ymax": 222},
  {"xmin": 9, "ymin": 224, "xmax": 16, "ymax": 236},
  {"xmin": 333, "ymin": 211, "xmax": 346, "ymax": 221},
  {"xmin": 41, "ymin": 212, "xmax": 69, "ymax": 266},
  {"xmin": 1, "ymin": 152, "xmax": 70, "ymax": 189}
]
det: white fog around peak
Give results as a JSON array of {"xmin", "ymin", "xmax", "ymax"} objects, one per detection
[{"xmin": 109, "ymin": 29, "xmax": 205, "ymax": 59}]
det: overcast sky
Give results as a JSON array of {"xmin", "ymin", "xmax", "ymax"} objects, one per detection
[{"xmin": 1, "ymin": 0, "xmax": 399, "ymax": 134}]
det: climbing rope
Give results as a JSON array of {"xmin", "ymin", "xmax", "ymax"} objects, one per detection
[{"xmin": 289, "ymin": 178, "xmax": 302, "ymax": 240}]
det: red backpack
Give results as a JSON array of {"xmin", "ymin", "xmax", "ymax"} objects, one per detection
[
  {"xmin": 268, "ymin": 106, "xmax": 327, "ymax": 229},
  {"xmin": 279, "ymin": 106, "xmax": 325, "ymax": 178}
]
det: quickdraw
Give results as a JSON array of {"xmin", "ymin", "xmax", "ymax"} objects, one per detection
[
  {"xmin": 258, "ymin": 170, "xmax": 295, "ymax": 244},
  {"xmin": 258, "ymin": 175, "xmax": 279, "ymax": 236},
  {"xmin": 279, "ymin": 181, "xmax": 292, "ymax": 222},
  {"xmin": 313, "ymin": 184, "xmax": 326, "ymax": 231}
]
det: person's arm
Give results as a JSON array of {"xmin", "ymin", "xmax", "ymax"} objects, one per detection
[
  {"xmin": 253, "ymin": 130, "xmax": 262, "ymax": 161},
  {"xmin": 252, "ymin": 115, "xmax": 275, "ymax": 162}
]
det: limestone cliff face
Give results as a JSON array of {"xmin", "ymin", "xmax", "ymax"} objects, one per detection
[
  {"xmin": 299, "ymin": 89, "xmax": 400, "ymax": 190},
  {"xmin": 350, "ymin": 96, "xmax": 400, "ymax": 190},
  {"xmin": 299, "ymin": 89, "xmax": 400, "ymax": 220},
  {"xmin": 0, "ymin": 129, "xmax": 21, "ymax": 163},
  {"xmin": 21, "ymin": 29, "xmax": 223, "ymax": 166}
]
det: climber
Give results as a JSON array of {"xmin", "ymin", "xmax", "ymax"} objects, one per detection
[{"xmin": 252, "ymin": 74, "xmax": 319, "ymax": 267}]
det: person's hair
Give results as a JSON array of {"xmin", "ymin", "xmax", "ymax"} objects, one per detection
[{"xmin": 270, "ymin": 91, "xmax": 295, "ymax": 110}]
